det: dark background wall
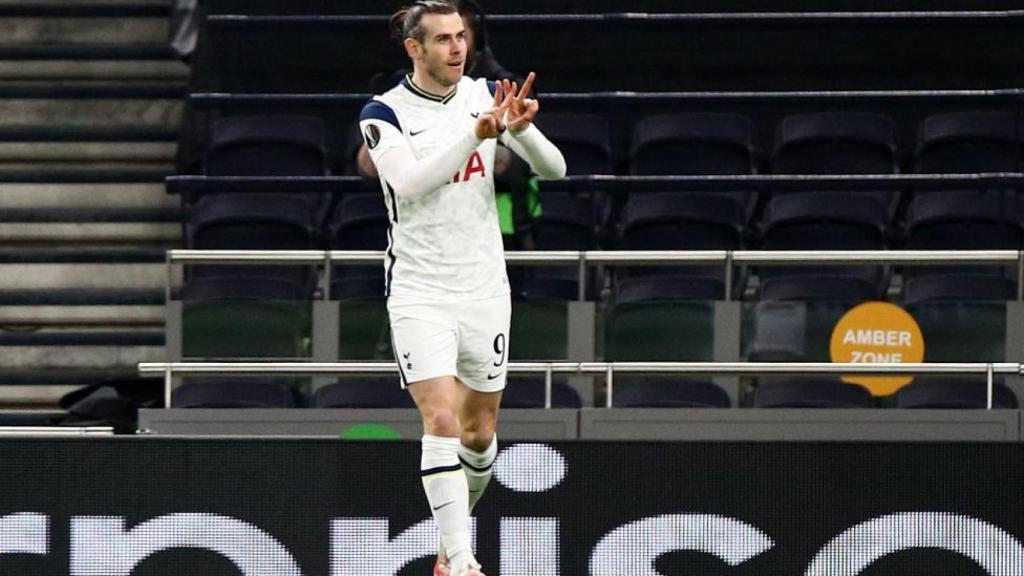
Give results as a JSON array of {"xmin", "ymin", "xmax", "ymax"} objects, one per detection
[{"xmin": 198, "ymin": 3, "xmax": 1022, "ymax": 93}]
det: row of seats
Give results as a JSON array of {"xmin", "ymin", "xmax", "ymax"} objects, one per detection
[
  {"xmin": 175, "ymin": 109, "xmax": 1020, "ymax": 409},
  {"xmin": 183, "ymin": 111, "xmax": 1024, "ymax": 305},
  {"xmin": 172, "ymin": 376, "xmax": 1019, "ymax": 410},
  {"xmin": 533, "ymin": 109, "xmax": 1024, "ymax": 177}
]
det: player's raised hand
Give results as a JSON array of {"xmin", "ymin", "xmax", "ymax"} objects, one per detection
[
  {"xmin": 504, "ymin": 72, "xmax": 539, "ymax": 134},
  {"xmin": 474, "ymin": 82, "xmax": 513, "ymax": 139}
]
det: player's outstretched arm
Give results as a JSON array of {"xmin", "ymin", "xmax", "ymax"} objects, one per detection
[
  {"xmin": 363, "ymin": 87, "xmax": 513, "ymax": 201},
  {"xmin": 499, "ymin": 72, "xmax": 567, "ymax": 180}
]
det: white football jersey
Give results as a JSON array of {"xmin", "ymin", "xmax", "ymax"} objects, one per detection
[{"xmin": 360, "ymin": 75, "xmax": 508, "ymax": 302}]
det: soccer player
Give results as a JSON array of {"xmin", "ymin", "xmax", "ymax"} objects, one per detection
[{"xmin": 358, "ymin": 2, "xmax": 566, "ymax": 575}]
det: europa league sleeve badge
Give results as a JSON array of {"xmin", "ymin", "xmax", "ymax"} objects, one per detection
[{"xmin": 363, "ymin": 124, "xmax": 381, "ymax": 150}]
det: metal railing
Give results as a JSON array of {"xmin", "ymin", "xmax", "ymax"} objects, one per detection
[
  {"xmin": 187, "ymin": 89, "xmax": 1024, "ymax": 109},
  {"xmin": 165, "ymin": 173, "xmax": 1024, "ymax": 194},
  {"xmin": 166, "ymin": 248, "xmax": 1024, "ymax": 302},
  {"xmin": 206, "ymin": 11, "xmax": 1024, "ymax": 27},
  {"xmin": 139, "ymin": 361, "xmax": 1020, "ymax": 409},
  {"xmin": 160, "ymin": 248, "xmax": 1024, "ymax": 409}
]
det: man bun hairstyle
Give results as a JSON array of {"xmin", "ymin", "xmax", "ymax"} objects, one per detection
[{"xmin": 390, "ymin": 0, "xmax": 459, "ymax": 43}]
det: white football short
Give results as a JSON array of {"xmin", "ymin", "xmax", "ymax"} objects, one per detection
[{"xmin": 387, "ymin": 294, "xmax": 512, "ymax": 393}]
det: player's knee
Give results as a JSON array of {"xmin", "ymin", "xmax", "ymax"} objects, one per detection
[
  {"xmin": 461, "ymin": 421, "xmax": 496, "ymax": 451},
  {"xmin": 423, "ymin": 409, "xmax": 460, "ymax": 437}
]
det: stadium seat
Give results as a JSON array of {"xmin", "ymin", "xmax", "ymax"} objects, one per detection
[
  {"xmin": 752, "ymin": 378, "xmax": 874, "ymax": 408},
  {"xmin": 630, "ymin": 113, "xmax": 758, "ymax": 176},
  {"xmin": 915, "ymin": 110, "xmax": 1024, "ymax": 174},
  {"xmin": 901, "ymin": 272, "xmax": 1008, "ymax": 365},
  {"xmin": 770, "ymin": 111, "xmax": 899, "ymax": 217},
  {"xmin": 772, "ymin": 111, "xmax": 898, "ymax": 175},
  {"xmin": 328, "ymin": 192, "xmax": 389, "ymax": 300},
  {"xmin": 203, "ymin": 113, "xmax": 331, "ymax": 221},
  {"xmin": 606, "ymin": 277, "xmax": 715, "ymax": 363},
  {"xmin": 533, "ymin": 113, "xmax": 613, "ymax": 175},
  {"xmin": 186, "ymin": 193, "xmax": 319, "ymax": 294},
  {"xmin": 894, "ymin": 378, "xmax": 1019, "ymax": 409},
  {"xmin": 205, "ymin": 114, "xmax": 329, "ymax": 176},
  {"xmin": 613, "ymin": 377, "xmax": 730, "ymax": 408},
  {"xmin": 519, "ymin": 190, "xmax": 596, "ymax": 300},
  {"xmin": 182, "ymin": 114, "xmax": 329, "ymax": 366},
  {"xmin": 901, "ymin": 189, "xmax": 1022, "ymax": 281},
  {"xmin": 757, "ymin": 191, "xmax": 889, "ymax": 297},
  {"xmin": 326, "ymin": 193, "xmax": 392, "ymax": 360},
  {"xmin": 616, "ymin": 113, "xmax": 758, "ymax": 298},
  {"xmin": 627, "ymin": 112, "xmax": 758, "ymax": 227},
  {"xmin": 901, "ymin": 273, "xmax": 1015, "ymax": 304},
  {"xmin": 173, "ymin": 379, "xmax": 301, "ymax": 408},
  {"xmin": 313, "ymin": 378, "xmax": 415, "ymax": 408},
  {"xmin": 747, "ymin": 277, "xmax": 875, "ymax": 362},
  {"xmin": 617, "ymin": 192, "xmax": 744, "ymax": 282}
]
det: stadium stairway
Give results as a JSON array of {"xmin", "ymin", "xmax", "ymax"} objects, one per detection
[{"xmin": 0, "ymin": 0, "xmax": 182, "ymax": 409}]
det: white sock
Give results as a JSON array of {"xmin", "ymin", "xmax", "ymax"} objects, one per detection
[
  {"xmin": 459, "ymin": 435, "xmax": 498, "ymax": 513},
  {"xmin": 421, "ymin": 435, "xmax": 473, "ymax": 565}
]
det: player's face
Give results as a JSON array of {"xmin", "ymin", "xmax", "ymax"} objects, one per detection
[{"xmin": 415, "ymin": 13, "xmax": 467, "ymax": 88}]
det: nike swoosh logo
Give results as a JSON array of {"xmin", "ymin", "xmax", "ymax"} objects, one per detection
[
  {"xmin": 410, "ymin": 129, "xmax": 428, "ymax": 137},
  {"xmin": 432, "ymin": 500, "xmax": 455, "ymax": 511},
  {"xmin": 486, "ymin": 372, "xmax": 503, "ymax": 380},
  {"xmin": 470, "ymin": 112, "xmax": 480, "ymax": 118}
]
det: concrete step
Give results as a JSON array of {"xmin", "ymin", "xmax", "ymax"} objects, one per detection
[
  {"xmin": 0, "ymin": 247, "xmax": 166, "ymax": 263},
  {"xmin": 0, "ymin": 385, "xmax": 81, "ymax": 408},
  {"xmin": 0, "ymin": 166, "xmax": 169, "ymax": 183},
  {"xmin": 0, "ymin": 263, "xmax": 166, "ymax": 290},
  {"xmin": 0, "ymin": 305, "xmax": 164, "ymax": 327},
  {"xmin": 0, "ymin": 59, "xmax": 187, "ymax": 81},
  {"xmin": 0, "ymin": 2, "xmax": 170, "ymax": 17},
  {"xmin": 0, "ymin": 343, "xmax": 163, "ymax": 369},
  {"xmin": 0, "ymin": 141, "xmax": 174, "ymax": 162},
  {"xmin": 0, "ymin": 17, "xmax": 169, "ymax": 44},
  {"xmin": 0, "ymin": 183, "xmax": 172, "ymax": 210},
  {"xmin": 0, "ymin": 80, "xmax": 185, "ymax": 98},
  {"xmin": 0, "ymin": 43, "xmax": 174, "ymax": 60},
  {"xmin": 0, "ymin": 222, "xmax": 179, "ymax": 244},
  {"xmin": 0, "ymin": 98, "xmax": 181, "ymax": 127}
]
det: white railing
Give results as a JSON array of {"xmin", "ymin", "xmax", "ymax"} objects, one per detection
[
  {"xmin": 139, "ymin": 361, "xmax": 1020, "ymax": 410},
  {"xmin": 157, "ymin": 249, "xmax": 1023, "ymax": 409},
  {"xmin": 165, "ymin": 249, "xmax": 1024, "ymax": 301}
]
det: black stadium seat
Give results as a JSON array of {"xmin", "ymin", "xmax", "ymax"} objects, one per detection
[
  {"xmin": 915, "ymin": 111, "xmax": 1024, "ymax": 174},
  {"xmin": 772, "ymin": 111, "xmax": 898, "ymax": 176},
  {"xmin": 895, "ymin": 378, "xmax": 1018, "ymax": 409},
  {"xmin": 753, "ymin": 378, "xmax": 874, "ymax": 408},
  {"xmin": 630, "ymin": 113, "xmax": 758, "ymax": 176},
  {"xmin": 533, "ymin": 112, "xmax": 613, "ymax": 175}
]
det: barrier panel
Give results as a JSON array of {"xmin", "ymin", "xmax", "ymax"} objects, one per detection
[{"xmin": 1, "ymin": 438, "xmax": 1023, "ymax": 575}]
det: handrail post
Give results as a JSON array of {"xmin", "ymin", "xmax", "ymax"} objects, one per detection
[
  {"xmin": 1017, "ymin": 250, "xmax": 1023, "ymax": 301},
  {"xmin": 605, "ymin": 363, "xmax": 614, "ymax": 408},
  {"xmin": 544, "ymin": 363, "xmax": 553, "ymax": 409},
  {"xmin": 724, "ymin": 250, "xmax": 734, "ymax": 301},
  {"xmin": 164, "ymin": 365, "xmax": 173, "ymax": 409},
  {"xmin": 986, "ymin": 363, "xmax": 994, "ymax": 410},
  {"xmin": 322, "ymin": 251, "xmax": 333, "ymax": 301},
  {"xmin": 577, "ymin": 251, "xmax": 587, "ymax": 302},
  {"xmin": 165, "ymin": 250, "xmax": 173, "ymax": 304}
]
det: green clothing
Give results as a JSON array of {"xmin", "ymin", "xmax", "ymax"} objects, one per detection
[{"xmin": 496, "ymin": 175, "xmax": 542, "ymax": 236}]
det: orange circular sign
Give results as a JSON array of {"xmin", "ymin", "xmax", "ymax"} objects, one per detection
[{"xmin": 829, "ymin": 301, "xmax": 925, "ymax": 396}]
